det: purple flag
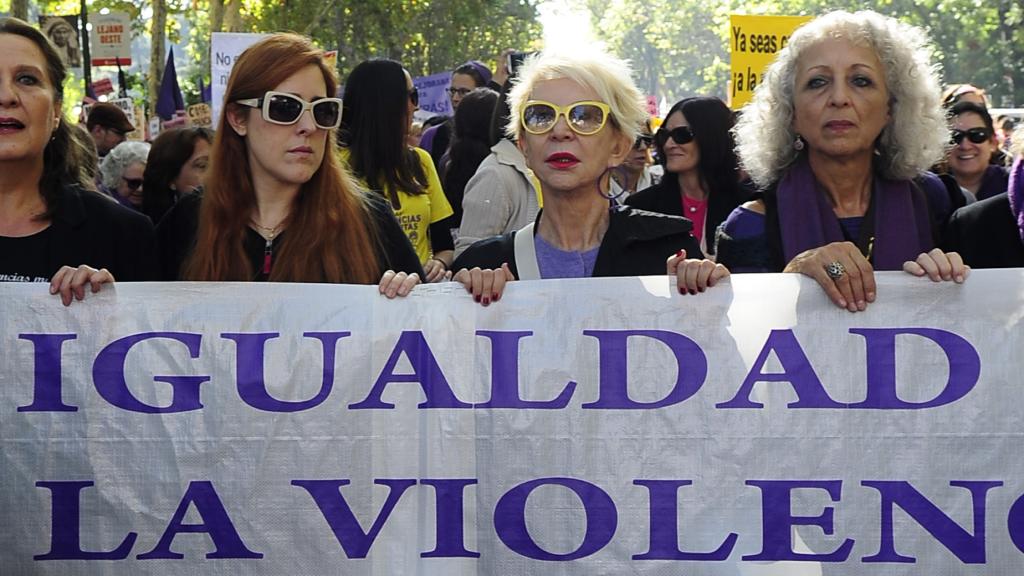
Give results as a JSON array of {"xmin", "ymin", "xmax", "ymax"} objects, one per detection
[{"xmin": 155, "ymin": 47, "xmax": 185, "ymax": 120}]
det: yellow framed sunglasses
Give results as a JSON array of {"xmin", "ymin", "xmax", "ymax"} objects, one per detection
[{"xmin": 520, "ymin": 100, "xmax": 612, "ymax": 136}]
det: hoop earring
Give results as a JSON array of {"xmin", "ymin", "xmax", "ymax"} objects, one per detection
[
  {"xmin": 597, "ymin": 166, "xmax": 627, "ymax": 201},
  {"xmin": 793, "ymin": 135, "xmax": 805, "ymax": 151}
]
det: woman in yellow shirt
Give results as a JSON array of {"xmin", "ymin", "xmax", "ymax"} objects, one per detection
[{"xmin": 339, "ymin": 59, "xmax": 455, "ymax": 282}]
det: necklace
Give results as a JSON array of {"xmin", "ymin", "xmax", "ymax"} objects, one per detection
[
  {"xmin": 251, "ymin": 218, "xmax": 286, "ymax": 277},
  {"xmin": 251, "ymin": 219, "xmax": 285, "ymax": 239}
]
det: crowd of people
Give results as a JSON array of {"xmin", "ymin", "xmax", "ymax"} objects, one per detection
[{"xmin": 0, "ymin": 10, "xmax": 1021, "ymax": 309}]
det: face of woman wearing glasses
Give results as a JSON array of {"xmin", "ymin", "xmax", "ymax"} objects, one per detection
[
  {"xmin": 228, "ymin": 64, "xmax": 329, "ymax": 191},
  {"xmin": 946, "ymin": 111, "xmax": 996, "ymax": 183},
  {"xmin": 518, "ymin": 78, "xmax": 631, "ymax": 195},
  {"xmin": 115, "ymin": 161, "xmax": 145, "ymax": 207},
  {"xmin": 448, "ymin": 73, "xmax": 477, "ymax": 110},
  {"xmin": 661, "ymin": 111, "xmax": 699, "ymax": 174}
]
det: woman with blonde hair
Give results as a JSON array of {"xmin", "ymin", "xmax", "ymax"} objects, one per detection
[
  {"xmin": 157, "ymin": 33, "xmax": 421, "ymax": 296},
  {"xmin": 718, "ymin": 10, "xmax": 968, "ymax": 312},
  {"xmin": 452, "ymin": 47, "xmax": 726, "ymax": 303}
]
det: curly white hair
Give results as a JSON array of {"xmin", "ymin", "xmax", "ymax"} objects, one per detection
[
  {"xmin": 734, "ymin": 10, "xmax": 949, "ymax": 187},
  {"xmin": 99, "ymin": 140, "xmax": 150, "ymax": 191}
]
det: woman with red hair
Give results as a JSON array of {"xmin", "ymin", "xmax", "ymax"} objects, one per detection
[{"xmin": 158, "ymin": 33, "xmax": 422, "ymax": 296}]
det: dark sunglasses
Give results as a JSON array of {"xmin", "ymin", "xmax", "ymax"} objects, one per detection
[
  {"xmin": 409, "ymin": 87, "xmax": 420, "ymax": 107},
  {"xmin": 951, "ymin": 127, "xmax": 991, "ymax": 145},
  {"xmin": 236, "ymin": 91, "xmax": 343, "ymax": 129},
  {"xmin": 655, "ymin": 126, "xmax": 695, "ymax": 148},
  {"xmin": 634, "ymin": 134, "xmax": 654, "ymax": 149},
  {"xmin": 122, "ymin": 177, "xmax": 143, "ymax": 191}
]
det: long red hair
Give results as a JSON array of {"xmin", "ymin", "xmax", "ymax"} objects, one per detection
[{"xmin": 185, "ymin": 33, "xmax": 381, "ymax": 283}]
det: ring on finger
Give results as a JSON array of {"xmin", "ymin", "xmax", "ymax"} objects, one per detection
[{"xmin": 824, "ymin": 261, "xmax": 846, "ymax": 280}]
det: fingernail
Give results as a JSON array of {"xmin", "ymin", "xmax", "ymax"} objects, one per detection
[
  {"xmin": 698, "ymin": 287, "xmax": 705, "ymax": 293},
  {"xmin": 689, "ymin": 289, "xmax": 697, "ymax": 295},
  {"xmin": 492, "ymin": 292, "xmax": 500, "ymax": 302},
  {"xmin": 867, "ymin": 292, "xmax": 876, "ymax": 301},
  {"xmin": 474, "ymin": 295, "xmax": 481, "ymax": 303},
  {"xmin": 838, "ymin": 299, "xmax": 847, "ymax": 308},
  {"xmin": 857, "ymin": 300, "xmax": 866, "ymax": 311},
  {"xmin": 679, "ymin": 287, "xmax": 686, "ymax": 295},
  {"xmin": 956, "ymin": 275, "xmax": 964, "ymax": 283},
  {"xmin": 482, "ymin": 297, "xmax": 490, "ymax": 306},
  {"xmin": 675, "ymin": 250, "xmax": 684, "ymax": 258}
]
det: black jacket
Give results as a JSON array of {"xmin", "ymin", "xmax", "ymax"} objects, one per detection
[
  {"xmin": 625, "ymin": 177, "xmax": 752, "ymax": 255},
  {"xmin": 944, "ymin": 192, "xmax": 1024, "ymax": 268},
  {"xmin": 45, "ymin": 185, "xmax": 158, "ymax": 280},
  {"xmin": 451, "ymin": 206, "xmax": 703, "ymax": 278}
]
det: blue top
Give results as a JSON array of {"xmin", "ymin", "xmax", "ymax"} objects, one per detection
[{"xmin": 534, "ymin": 233, "xmax": 601, "ymax": 278}]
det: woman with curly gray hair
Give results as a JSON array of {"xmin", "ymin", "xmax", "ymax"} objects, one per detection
[
  {"xmin": 717, "ymin": 10, "xmax": 969, "ymax": 312},
  {"xmin": 99, "ymin": 140, "xmax": 150, "ymax": 210}
]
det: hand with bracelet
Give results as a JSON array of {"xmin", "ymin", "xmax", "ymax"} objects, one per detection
[{"xmin": 423, "ymin": 250, "xmax": 453, "ymax": 283}]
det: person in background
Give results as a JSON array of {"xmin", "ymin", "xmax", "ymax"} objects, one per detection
[
  {"xmin": 718, "ymin": 10, "xmax": 967, "ymax": 312},
  {"xmin": 407, "ymin": 120, "xmax": 424, "ymax": 148},
  {"xmin": 452, "ymin": 48, "xmax": 727, "ymax": 303},
  {"xmin": 943, "ymin": 101, "xmax": 1008, "ymax": 201},
  {"xmin": 997, "ymin": 115, "xmax": 1016, "ymax": 154},
  {"xmin": 99, "ymin": 141, "xmax": 149, "ymax": 211},
  {"xmin": 442, "ymin": 87, "xmax": 498, "ymax": 241},
  {"xmin": 626, "ymin": 97, "xmax": 750, "ymax": 258},
  {"xmin": 339, "ymin": 58, "xmax": 455, "ymax": 282},
  {"xmin": 419, "ymin": 60, "xmax": 493, "ymax": 171},
  {"xmin": 453, "ymin": 81, "xmax": 541, "ymax": 258},
  {"xmin": 142, "ymin": 126, "xmax": 213, "ymax": 224},
  {"xmin": 86, "ymin": 101, "xmax": 134, "ymax": 159},
  {"xmin": 609, "ymin": 118, "xmax": 658, "ymax": 201},
  {"xmin": 0, "ymin": 17, "xmax": 156, "ymax": 304},
  {"xmin": 157, "ymin": 33, "xmax": 421, "ymax": 298},
  {"xmin": 941, "ymin": 83, "xmax": 989, "ymax": 108},
  {"xmin": 945, "ymin": 125, "xmax": 1024, "ymax": 268}
]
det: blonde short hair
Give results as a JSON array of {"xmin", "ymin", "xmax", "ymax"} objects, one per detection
[
  {"xmin": 506, "ymin": 48, "xmax": 647, "ymax": 144},
  {"xmin": 735, "ymin": 10, "xmax": 949, "ymax": 187}
]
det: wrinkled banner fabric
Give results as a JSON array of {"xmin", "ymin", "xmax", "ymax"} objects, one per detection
[{"xmin": 2, "ymin": 271, "xmax": 1023, "ymax": 575}]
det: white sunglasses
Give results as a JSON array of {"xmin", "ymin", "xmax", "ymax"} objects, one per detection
[{"xmin": 236, "ymin": 91, "xmax": 343, "ymax": 129}]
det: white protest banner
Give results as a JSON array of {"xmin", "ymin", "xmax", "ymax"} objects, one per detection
[
  {"xmin": 413, "ymin": 71, "xmax": 454, "ymax": 118},
  {"xmin": 2, "ymin": 271, "xmax": 1023, "ymax": 575},
  {"xmin": 210, "ymin": 32, "xmax": 269, "ymax": 125},
  {"xmin": 89, "ymin": 11, "xmax": 131, "ymax": 67}
]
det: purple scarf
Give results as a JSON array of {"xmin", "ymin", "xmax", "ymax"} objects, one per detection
[
  {"xmin": 777, "ymin": 158, "xmax": 933, "ymax": 271},
  {"xmin": 1009, "ymin": 156, "xmax": 1024, "ymax": 244}
]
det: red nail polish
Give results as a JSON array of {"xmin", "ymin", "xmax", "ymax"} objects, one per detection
[
  {"xmin": 675, "ymin": 249, "xmax": 684, "ymax": 258},
  {"xmin": 474, "ymin": 295, "xmax": 481, "ymax": 303}
]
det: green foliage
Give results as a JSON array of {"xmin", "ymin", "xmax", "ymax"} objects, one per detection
[{"xmin": 576, "ymin": 0, "xmax": 1022, "ymax": 108}]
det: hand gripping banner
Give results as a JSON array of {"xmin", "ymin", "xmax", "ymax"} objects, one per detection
[{"xmin": 1, "ymin": 271, "xmax": 1023, "ymax": 575}]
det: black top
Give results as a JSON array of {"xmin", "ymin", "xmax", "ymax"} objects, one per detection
[
  {"xmin": 452, "ymin": 206, "xmax": 703, "ymax": 278},
  {"xmin": 625, "ymin": 176, "xmax": 753, "ymax": 254},
  {"xmin": 156, "ymin": 192, "xmax": 424, "ymax": 281},
  {"xmin": 944, "ymin": 192, "xmax": 1024, "ymax": 268},
  {"xmin": 0, "ymin": 185, "xmax": 157, "ymax": 283}
]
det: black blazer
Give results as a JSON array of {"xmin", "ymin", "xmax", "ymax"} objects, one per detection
[
  {"xmin": 47, "ymin": 186, "xmax": 158, "ymax": 280},
  {"xmin": 945, "ymin": 193, "xmax": 1024, "ymax": 268},
  {"xmin": 452, "ymin": 206, "xmax": 703, "ymax": 278},
  {"xmin": 625, "ymin": 176, "xmax": 751, "ymax": 254}
]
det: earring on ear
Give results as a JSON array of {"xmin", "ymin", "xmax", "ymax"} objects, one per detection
[{"xmin": 793, "ymin": 134, "xmax": 805, "ymax": 151}]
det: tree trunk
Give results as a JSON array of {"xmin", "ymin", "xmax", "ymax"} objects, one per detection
[
  {"xmin": 224, "ymin": 0, "xmax": 243, "ymax": 32},
  {"xmin": 10, "ymin": 0, "xmax": 28, "ymax": 21},
  {"xmin": 211, "ymin": 0, "xmax": 225, "ymax": 33},
  {"xmin": 149, "ymin": 0, "xmax": 167, "ymax": 116}
]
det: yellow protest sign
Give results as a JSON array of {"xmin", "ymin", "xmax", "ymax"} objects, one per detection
[{"xmin": 729, "ymin": 14, "xmax": 811, "ymax": 109}]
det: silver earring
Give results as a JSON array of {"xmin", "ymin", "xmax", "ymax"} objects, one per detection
[{"xmin": 793, "ymin": 135, "xmax": 805, "ymax": 151}]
